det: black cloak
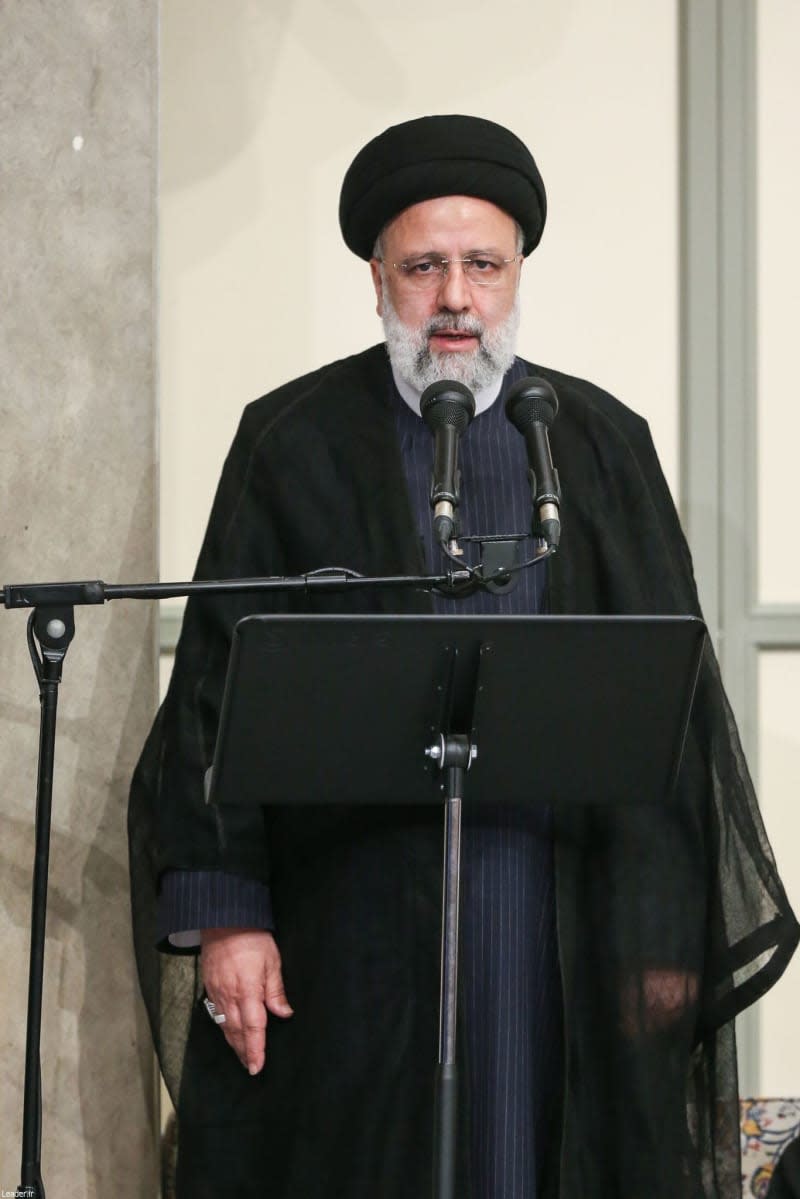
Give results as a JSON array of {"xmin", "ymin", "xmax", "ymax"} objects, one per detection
[{"xmin": 128, "ymin": 344, "xmax": 798, "ymax": 1198}]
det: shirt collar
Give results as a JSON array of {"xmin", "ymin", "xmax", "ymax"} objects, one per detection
[{"xmin": 389, "ymin": 360, "xmax": 504, "ymax": 418}]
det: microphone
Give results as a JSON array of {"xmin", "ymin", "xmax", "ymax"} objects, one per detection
[
  {"xmin": 420, "ymin": 380, "xmax": 476, "ymax": 547},
  {"xmin": 505, "ymin": 376, "xmax": 562, "ymax": 548}
]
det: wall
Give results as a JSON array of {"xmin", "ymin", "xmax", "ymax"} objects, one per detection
[
  {"xmin": 0, "ymin": 2, "xmax": 159, "ymax": 1194},
  {"xmin": 160, "ymin": 0, "xmax": 679, "ymax": 584},
  {"xmin": 755, "ymin": 0, "xmax": 800, "ymax": 1097}
]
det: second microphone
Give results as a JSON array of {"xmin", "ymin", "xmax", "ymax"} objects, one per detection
[{"xmin": 420, "ymin": 380, "xmax": 476, "ymax": 546}]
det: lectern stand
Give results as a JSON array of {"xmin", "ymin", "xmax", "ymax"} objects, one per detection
[{"xmin": 208, "ymin": 612, "xmax": 706, "ymax": 1199}]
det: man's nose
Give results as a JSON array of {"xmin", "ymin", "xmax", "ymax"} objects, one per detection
[{"xmin": 436, "ymin": 260, "xmax": 472, "ymax": 311}]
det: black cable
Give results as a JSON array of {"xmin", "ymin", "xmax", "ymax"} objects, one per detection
[
  {"xmin": 430, "ymin": 538, "xmax": 555, "ymax": 597},
  {"xmin": 304, "ymin": 566, "xmax": 366, "ymax": 579},
  {"xmin": 495, "ymin": 543, "xmax": 556, "ymax": 577}
]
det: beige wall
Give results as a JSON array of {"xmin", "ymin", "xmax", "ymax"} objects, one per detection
[
  {"xmin": 160, "ymin": 0, "xmax": 679, "ymax": 583},
  {"xmin": 755, "ymin": 0, "xmax": 800, "ymax": 1095},
  {"xmin": 757, "ymin": 0, "xmax": 800, "ymax": 605}
]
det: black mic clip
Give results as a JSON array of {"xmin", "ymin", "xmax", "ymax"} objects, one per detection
[
  {"xmin": 461, "ymin": 534, "xmax": 526, "ymax": 594},
  {"xmin": 527, "ymin": 464, "xmax": 561, "ymax": 548},
  {"xmin": 429, "ymin": 468, "xmax": 464, "ymax": 552}
]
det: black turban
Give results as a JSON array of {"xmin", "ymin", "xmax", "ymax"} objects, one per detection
[{"xmin": 339, "ymin": 114, "xmax": 547, "ymax": 261}]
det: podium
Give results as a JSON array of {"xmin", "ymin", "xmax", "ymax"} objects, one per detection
[{"xmin": 208, "ymin": 612, "xmax": 706, "ymax": 1199}]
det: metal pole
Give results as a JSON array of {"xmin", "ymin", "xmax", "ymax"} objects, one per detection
[
  {"xmin": 19, "ymin": 609, "xmax": 73, "ymax": 1198},
  {"xmin": 432, "ymin": 735, "xmax": 470, "ymax": 1199}
]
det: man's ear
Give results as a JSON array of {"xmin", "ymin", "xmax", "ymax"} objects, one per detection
[{"xmin": 369, "ymin": 258, "xmax": 384, "ymax": 317}]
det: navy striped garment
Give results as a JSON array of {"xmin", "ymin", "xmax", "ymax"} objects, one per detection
[
  {"xmin": 391, "ymin": 361, "xmax": 563, "ymax": 1198},
  {"xmin": 159, "ymin": 358, "xmax": 564, "ymax": 1197}
]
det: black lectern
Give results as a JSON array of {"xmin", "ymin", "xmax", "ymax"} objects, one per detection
[{"xmin": 208, "ymin": 612, "xmax": 706, "ymax": 1199}]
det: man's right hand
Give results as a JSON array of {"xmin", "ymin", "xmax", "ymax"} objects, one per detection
[{"xmin": 200, "ymin": 927, "xmax": 293, "ymax": 1075}]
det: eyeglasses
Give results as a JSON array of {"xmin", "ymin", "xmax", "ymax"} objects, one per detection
[{"xmin": 382, "ymin": 253, "xmax": 522, "ymax": 290}]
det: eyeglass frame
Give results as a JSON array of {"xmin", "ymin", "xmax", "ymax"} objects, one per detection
[{"xmin": 377, "ymin": 252, "xmax": 523, "ymax": 289}]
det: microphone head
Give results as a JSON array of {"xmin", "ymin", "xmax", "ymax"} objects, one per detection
[
  {"xmin": 505, "ymin": 376, "xmax": 558, "ymax": 432},
  {"xmin": 419, "ymin": 379, "xmax": 476, "ymax": 435}
]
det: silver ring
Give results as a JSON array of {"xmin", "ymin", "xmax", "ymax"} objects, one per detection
[{"xmin": 203, "ymin": 996, "xmax": 227, "ymax": 1025}]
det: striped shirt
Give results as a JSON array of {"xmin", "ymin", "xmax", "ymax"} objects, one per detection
[
  {"xmin": 159, "ymin": 358, "xmax": 564, "ymax": 1196},
  {"xmin": 392, "ymin": 361, "xmax": 562, "ymax": 1198}
]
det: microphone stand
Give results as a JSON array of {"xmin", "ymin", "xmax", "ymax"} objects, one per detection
[
  {"xmin": 5, "ymin": 567, "xmax": 468, "ymax": 1198},
  {"xmin": 19, "ymin": 607, "xmax": 75, "ymax": 1199},
  {"xmin": 3, "ymin": 543, "xmax": 549, "ymax": 1199}
]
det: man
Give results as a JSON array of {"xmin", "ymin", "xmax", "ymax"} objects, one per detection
[
  {"xmin": 769, "ymin": 1135, "xmax": 800, "ymax": 1198},
  {"xmin": 129, "ymin": 116, "xmax": 798, "ymax": 1199}
]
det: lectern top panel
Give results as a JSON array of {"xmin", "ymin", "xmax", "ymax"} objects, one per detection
[{"xmin": 208, "ymin": 614, "xmax": 705, "ymax": 810}]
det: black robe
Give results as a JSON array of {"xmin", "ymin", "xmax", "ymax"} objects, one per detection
[{"xmin": 128, "ymin": 344, "xmax": 799, "ymax": 1198}]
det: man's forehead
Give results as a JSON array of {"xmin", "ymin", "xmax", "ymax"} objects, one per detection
[{"xmin": 381, "ymin": 195, "xmax": 518, "ymax": 251}]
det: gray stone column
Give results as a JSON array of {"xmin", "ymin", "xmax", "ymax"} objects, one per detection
[{"xmin": 0, "ymin": 3, "xmax": 159, "ymax": 1195}]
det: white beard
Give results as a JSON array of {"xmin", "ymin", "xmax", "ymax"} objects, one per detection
[{"xmin": 380, "ymin": 281, "xmax": 520, "ymax": 395}]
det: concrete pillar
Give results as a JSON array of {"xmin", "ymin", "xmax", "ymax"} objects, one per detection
[{"xmin": 0, "ymin": 2, "xmax": 159, "ymax": 1195}]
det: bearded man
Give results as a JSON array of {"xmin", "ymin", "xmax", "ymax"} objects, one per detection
[{"xmin": 129, "ymin": 115, "xmax": 798, "ymax": 1199}]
